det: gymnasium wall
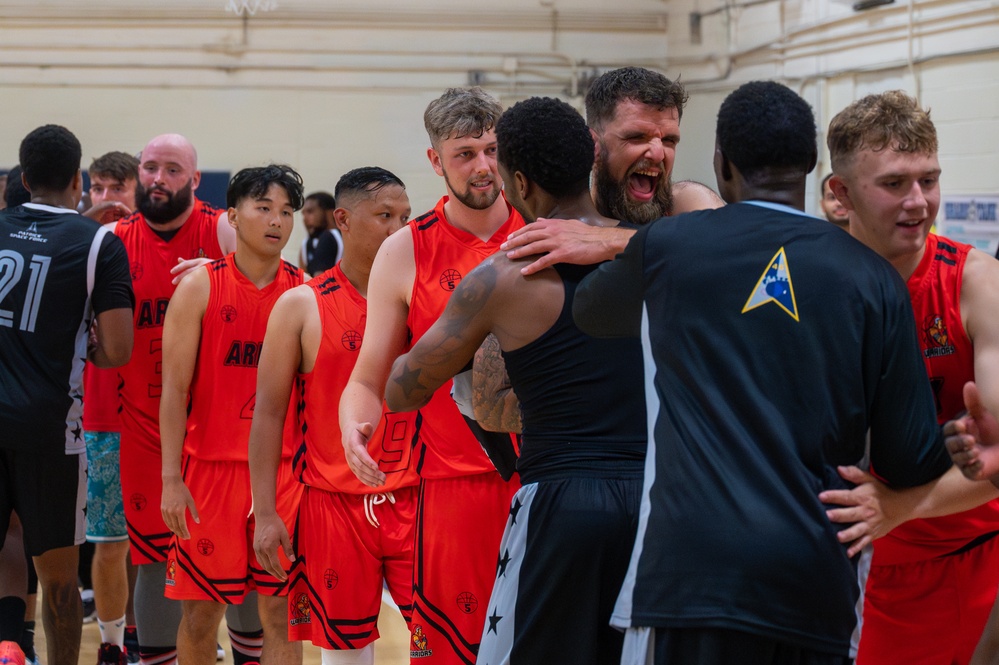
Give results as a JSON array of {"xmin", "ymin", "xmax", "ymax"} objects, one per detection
[{"xmin": 0, "ymin": 0, "xmax": 995, "ymax": 258}]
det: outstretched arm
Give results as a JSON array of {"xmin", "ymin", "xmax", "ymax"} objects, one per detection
[{"xmin": 385, "ymin": 258, "xmax": 498, "ymax": 412}]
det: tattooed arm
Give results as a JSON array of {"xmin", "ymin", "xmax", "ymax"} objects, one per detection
[
  {"xmin": 385, "ymin": 257, "xmax": 500, "ymax": 412},
  {"xmin": 472, "ymin": 334, "xmax": 522, "ymax": 433}
]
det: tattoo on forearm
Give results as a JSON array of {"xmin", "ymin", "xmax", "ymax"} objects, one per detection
[{"xmin": 472, "ymin": 334, "xmax": 522, "ymax": 433}]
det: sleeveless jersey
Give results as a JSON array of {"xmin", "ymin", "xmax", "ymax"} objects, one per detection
[
  {"xmin": 114, "ymin": 199, "xmax": 224, "ymax": 453},
  {"xmin": 184, "ymin": 254, "xmax": 304, "ymax": 461},
  {"xmin": 0, "ymin": 203, "xmax": 133, "ymax": 454},
  {"xmin": 407, "ymin": 196, "xmax": 524, "ymax": 479},
  {"xmin": 294, "ymin": 264, "xmax": 420, "ymax": 494},
  {"xmin": 874, "ymin": 233, "xmax": 999, "ymax": 565},
  {"xmin": 83, "ymin": 364, "xmax": 121, "ymax": 432},
  {"xmin": 501, "ymin": 262, "xmax": 646, "ymax": 484}
]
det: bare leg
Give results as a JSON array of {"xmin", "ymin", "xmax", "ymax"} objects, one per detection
[
  {"xmin": 258, "ymin": 594, "xmax": 301, "ymax": 665},
  {"xmin": 93, "ymin": 541, "xmax": 130, "ymax": 621},
  {"xmin": 178, "ymin": 600, "xmax": 226, "ymax": 665},
  {"xmin": 32, "ymin": 545, "xmax": 82, "ymax": 665}
]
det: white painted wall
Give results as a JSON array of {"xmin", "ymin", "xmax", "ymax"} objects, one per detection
[{"xmin": 1, "ymin": 0, "xmax": 996, "ymax": 254}]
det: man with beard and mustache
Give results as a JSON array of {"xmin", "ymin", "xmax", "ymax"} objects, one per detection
[
  {"xmin": 501, "ymin": 66, "xmax": 723, "ymax": 274},
  {"xmin": 110, "ymin": 134, "xmax": 266, "ymax": 665},
  {"xmin": 339, "ymin": 87, "xmax": 522, "ymax": 664}
]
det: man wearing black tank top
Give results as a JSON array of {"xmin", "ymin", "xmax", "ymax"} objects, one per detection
[{"xmin": 384, "ymin": 97, "xmax": 688, "ymax": 664}]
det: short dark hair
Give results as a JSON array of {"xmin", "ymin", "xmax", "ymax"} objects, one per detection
[
  {"xmin": 716, "ymin": 81, "xmax": 816, "ymax": 178},
  {"xmin": 497, "ymin": 97, "xmax": 593, "ymax": 198},
  {"xmin": 4, "ymin": 165, "xmax": 31, "ymax": 208},
  {"xmin": 424, "ymin": 87, "xmax": 504, "ymax": 149},
  {"xmin": 89, "ymin": 151, "xmax": 139, "ymax": 183},
  {"xmin": 19, "ymin": 124, "xmax": 82, "ymax": 192},
  {"xmin": 585, "ymin": 67, "xmax": 689, "ymax": 130},
  {"xmin": 334, "ymin": 167, "xmax": 406, "ymax": 209},
  {"xmin": 226, "ymin": 164, "xmax": 305, "ymax": 210},
  {"xmin": 305, "ymin": 191, "xmax": 336, "ymax": 210}
]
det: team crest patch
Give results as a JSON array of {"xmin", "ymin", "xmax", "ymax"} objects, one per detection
[
  {"xmin": 165, "ymin": 558, "xmax": 176, "ymax": 586},
  {"xmin": 742, "ymin": 247, "xmax": 799, "ymax": 321},
  {"xmin": 922, "ymin": 314, "xmax": 956, "ymax": 358},
  {"xmin": 341, "ymin": 330, "xmax": 362, "ymax": 351},
  {"xmin": 130, "ymin": 493, "xmax": 147, "ymax": 511},
  {"xmin": 411, "ymin": 624, "xmax": 432, "ymax": 658},
  {"xmin": 290, "ymin": 593, "xmax": 311, "ymax": 626},
  {"xmin": 324, "ymin": 568, "xmax": 338, "ymax": 590},
  {"xmin": 456, "ymin": 592, "xmax": 478, "ymax": 614},
  {"xmin": 220, "ymin": 305, "xmax": 238, "ymax": 322},
  {"xmin": 439, "ymin": 269, "xmax": 462, "ymax": 291},
  {"xmin": 197, "ymin": 539, "xmax": 214, "ymax": 556}
]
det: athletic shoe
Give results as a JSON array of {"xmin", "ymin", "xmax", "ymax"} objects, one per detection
[
  {"xmin": 216, "ymin": 644, "xmax": 224, "ymax": 661},
  {"xmin": 123, "ymin": 626, "xmax": 139, "ymax": 665},
  {"xmin": 17, "ymin": 622, "xmax": 36, "ymax": 665},
  {"xmin": 0, "ymin": 641, "xmax": 26, "ymax": 665},
  {"xmin": 97, "ymin": 643, "xmax": 126, "ymax": 665},
  {"xmin": 81, "ymin": 589, "xmax": 97, "ymax": 623}
]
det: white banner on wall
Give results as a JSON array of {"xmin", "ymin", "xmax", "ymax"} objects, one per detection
[{"xmin": 937, "ymin": 195, "xmax": 999, "ymax": 256}]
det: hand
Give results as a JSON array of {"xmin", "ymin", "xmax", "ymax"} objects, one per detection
[
  {"xmin": 819, "ymin": 466, "xmax": 901, "ymax": 558},
  {"xmin": 83, "ymin": 201, "xmax": 131, "ymax": 225},
  {"xmin": 944, "ymin": 381, "xmax": 999, "ymax": 481},
  {"xmin": 500, "ymin": 218, "xmax": 631, "ymax": 276},
  {"xmin": 170, "ymin": 257, "xmax": 213, "ymax": 285},
  {"xmin": 253, "ymin": 512, "xmax": 294, "ymax": 581},
  {"xmin": 160, "ymin": 476, "xmax": 199, "ymax": 539},
  {"xmin": 343, "ymin": 422, "xmax": 386, "ymax": 488}
]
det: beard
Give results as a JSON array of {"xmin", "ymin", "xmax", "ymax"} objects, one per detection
[
  {"xmin": 442, "ymin": 168, "xmax": 502, "ymax": 211},
  {"xmin": 593, "ymin": 151, "xmax": 673, "ymax": 225},
  {"xmin": 137, "ymin": 179, "xmax": 194, "ymax": 224}
]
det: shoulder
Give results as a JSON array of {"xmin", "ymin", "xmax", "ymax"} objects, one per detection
[{"xmin": 672, "ymin": 180, "xmax": 724, "ymax": 214}]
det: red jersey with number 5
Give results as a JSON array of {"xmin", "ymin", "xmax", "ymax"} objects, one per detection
[
  {"xmin": 295, "ymin": 264, "xmax": 420, "ymax": 494},
  {"xmin": 115, "ymin": 200, "xmax": 224, "ymax": 453},
  {"xmin": 184, "ymin": 254, "xmax": 303, "ymax": 461}
]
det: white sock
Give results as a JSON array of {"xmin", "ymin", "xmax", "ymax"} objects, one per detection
[
  {"xmin": 98, "ymin": 615, "xmax": 127, "ymax": 648},
  {"xmin": 320, "ymin": 644, "xmax": 374, "ymax": 665}
]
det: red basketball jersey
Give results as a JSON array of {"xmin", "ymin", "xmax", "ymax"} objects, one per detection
[
  {"xmin": 874, "ymin": 233, "xmax": 999, "ymax": 564},
  {"xmin": 296, "ymin": 264, "xmax": 420, "ymax": 494},
  {"xmin": 406, "ymin": 196, "xmax": 524, "ymax": 479},
  {"xmin": 184, "ymin": 254, "xmax": 304, "ymax": 461},
  {"xmin": 82, "ymin": 363, "xmax": 120, "ymax": 432},
  {"xmin": 115, "ymin": 200, "xmax": 225, "ymax": 453}
]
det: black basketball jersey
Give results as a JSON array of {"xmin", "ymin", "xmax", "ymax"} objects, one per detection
[
  {"xmin": 502, "ymin": 262, "xmax": 646, "ymax": 484},
  {"xmin": 0, "ymin": 203, "xmax": 133, "ymax": 454}
]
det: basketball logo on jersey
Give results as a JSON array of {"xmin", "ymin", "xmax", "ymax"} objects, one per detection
[
  {"xmin": 220, "ymin": 305, "xmax": 238, "ymax": 323},
  {"xmin": 742, "ymin": 247, "xmax": 799, "ymax": 321},
  {"xmin": 197, "ymin": 539, "xmax": 214, "ymax": 556},
  {"xmin": 922, "ymin": 314, "xmax": 956, "ymax": 358},
  {"xmin": 456, "ymin": 592, "xmax": 478, "ymax": 614},
  {"xmin": 323, "ymin": 569, "xmax": 338, "ymax": 590},
  {"xmin": 411, "ymin": 625, "xmax": 432, "ymax": 658},
  {"xmin": 341, "ymin": 330, "xmax": 362, "ymax": 351},
  {"xmin": 290, "ymin": 593, "xmax": 311, "ymax": 626},
  {"xmin": 130, "ymin": 493, "xmax": 147, "ymax": 511},
  {"xmin": 439, "ymin": 268, "xmax": 462, "ymax": 291},
  {"xmin": 130, "ymin": 262, "xmax": 143, "ymax": 282}
]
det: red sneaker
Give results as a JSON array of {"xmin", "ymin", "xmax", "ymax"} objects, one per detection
[
  {"xmin": 0, "ymin": 641, "xmax": 26, "ymax": 665},
  {"xmin": 97, "ymin": 643, "xmax": 126, "ymax": 665}
]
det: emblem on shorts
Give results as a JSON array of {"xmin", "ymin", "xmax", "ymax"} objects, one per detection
[
  {"xmin": 197, "ymin": 539, "xmax": 215, "ymax": 556},
  {"xmin": 922, "ymin": 314, "xmax": 956, "ymax": 358},
  {"xmin": 290, "ymin": 593, "xmax": 311, "ymax": 626},
  {"xmin": 456, "ymin": 592, "xmax": 478, "ymax": 614},
  {"xmin": 742, "ymin": 247, "xmax": 798, "ymax": 322},
  {"xmin": 323, "ymin": 569, "xmax": 338, "ymax": 590},
  {"xmin": 165, "ymin": 559, "xmax": 176, "ymax": 586},
  {"xmin": 220, "ymin": 305, "xmax": 238, "ymax": 323},
  {"xmin": 411, "ymin": 625, "xmax": 432, "ymax": 658},
  {"xmin": 439, "ymin": 269, "xmax": 462, "ymax": 291},
  {"xmin": 196, "ymin": 248, "xmax": 206, "ymax": 259},
  {"xmin": 130, "ymin": 493, "xmax": 147, "ymax": 511},
  {"xmin": 130, "ymin": 262, "xmax": 143, "ymax": 282},
  {"xmin": 341, "ymin": 330, "xmax": 362, "ymax": 351}
]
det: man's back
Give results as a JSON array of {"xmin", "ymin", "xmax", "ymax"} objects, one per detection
[
  {"xmin": 0, "ymin": 203, "xmax": 131, "ymax": 449},
  {"xmin": 577, "ymin": 202, "xmax": 951, "ymax": 654}
]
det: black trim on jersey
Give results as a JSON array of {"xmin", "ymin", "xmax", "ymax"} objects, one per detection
[
  {"xmin": 938, "ymin": 240, "xmax": 958, "ymax": 254},
  {"xmin": 415, "ymin": 212, "xmax": 439, "ymax": 231},
  {"xmin": 934, "ymin": 253, "xmax": 957, "ymax": 266},
  {"xmin": 943, "ymin": 530, "xmax": 999, "ymax": 557}
]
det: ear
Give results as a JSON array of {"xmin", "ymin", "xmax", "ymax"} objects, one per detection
[
  {"xmin": 714, "ymin": 146, "xmax": 733, "ymax": 183},
  {"xmin": 332, "ymin": 207, "xmax": 350, "ymax": 233},
  {"xmin": 828, "ymin": 175, "xmax": 854, "ymax": 212},
  {"xmin": 227, "ymin": 207, "xmax": 238, "ymax": 229},
  {"xmin": 191, "ymin": 169, "xmax": 202, "ymax": 192},
  {"xmin": 427, "ymin": 147, "xmax": 444, "ymax": 177},
  {"xmin": 590, "ymin": 128, "xmax": 601, "ymax": 161},
  {"xmin": 20, "ymin": 171, "xmax": 30, "ymax": 192}
]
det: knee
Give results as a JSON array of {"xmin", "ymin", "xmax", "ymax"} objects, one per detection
[
  {"xmin": 94, "ymin": 541, "xmax": 129, "ymax": 566},
  {"xmin": 182, "ymin": 601, "xmax": 225, "ymax": 639},
  {"xmin": 258, "ymin": 596, "xmax": 288, "ymax": 635}
]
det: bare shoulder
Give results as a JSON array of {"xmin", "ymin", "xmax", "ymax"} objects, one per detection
[
  {"xmin": 173, "ymin": 261, "xmax": 211, "ymax": 303},
  {"xmin": 961, "ymin": 248, "xmax": 999, "ymax": 337},
  {"xmin": 673, "ymin": 180, "xmax": 725, "ymax": 214}
]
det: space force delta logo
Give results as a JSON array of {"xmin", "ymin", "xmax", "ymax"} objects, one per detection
[
  {"xmin": 742, "ymin": 247, "xmax": 799, "ymax": 321},
  {"xmin": 922, "ymin": 314, "xmax": 956, "ymax": 357},
  {"xmin": 9, "ymin": 222, "xmax": 48, "ymax": 244}
]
